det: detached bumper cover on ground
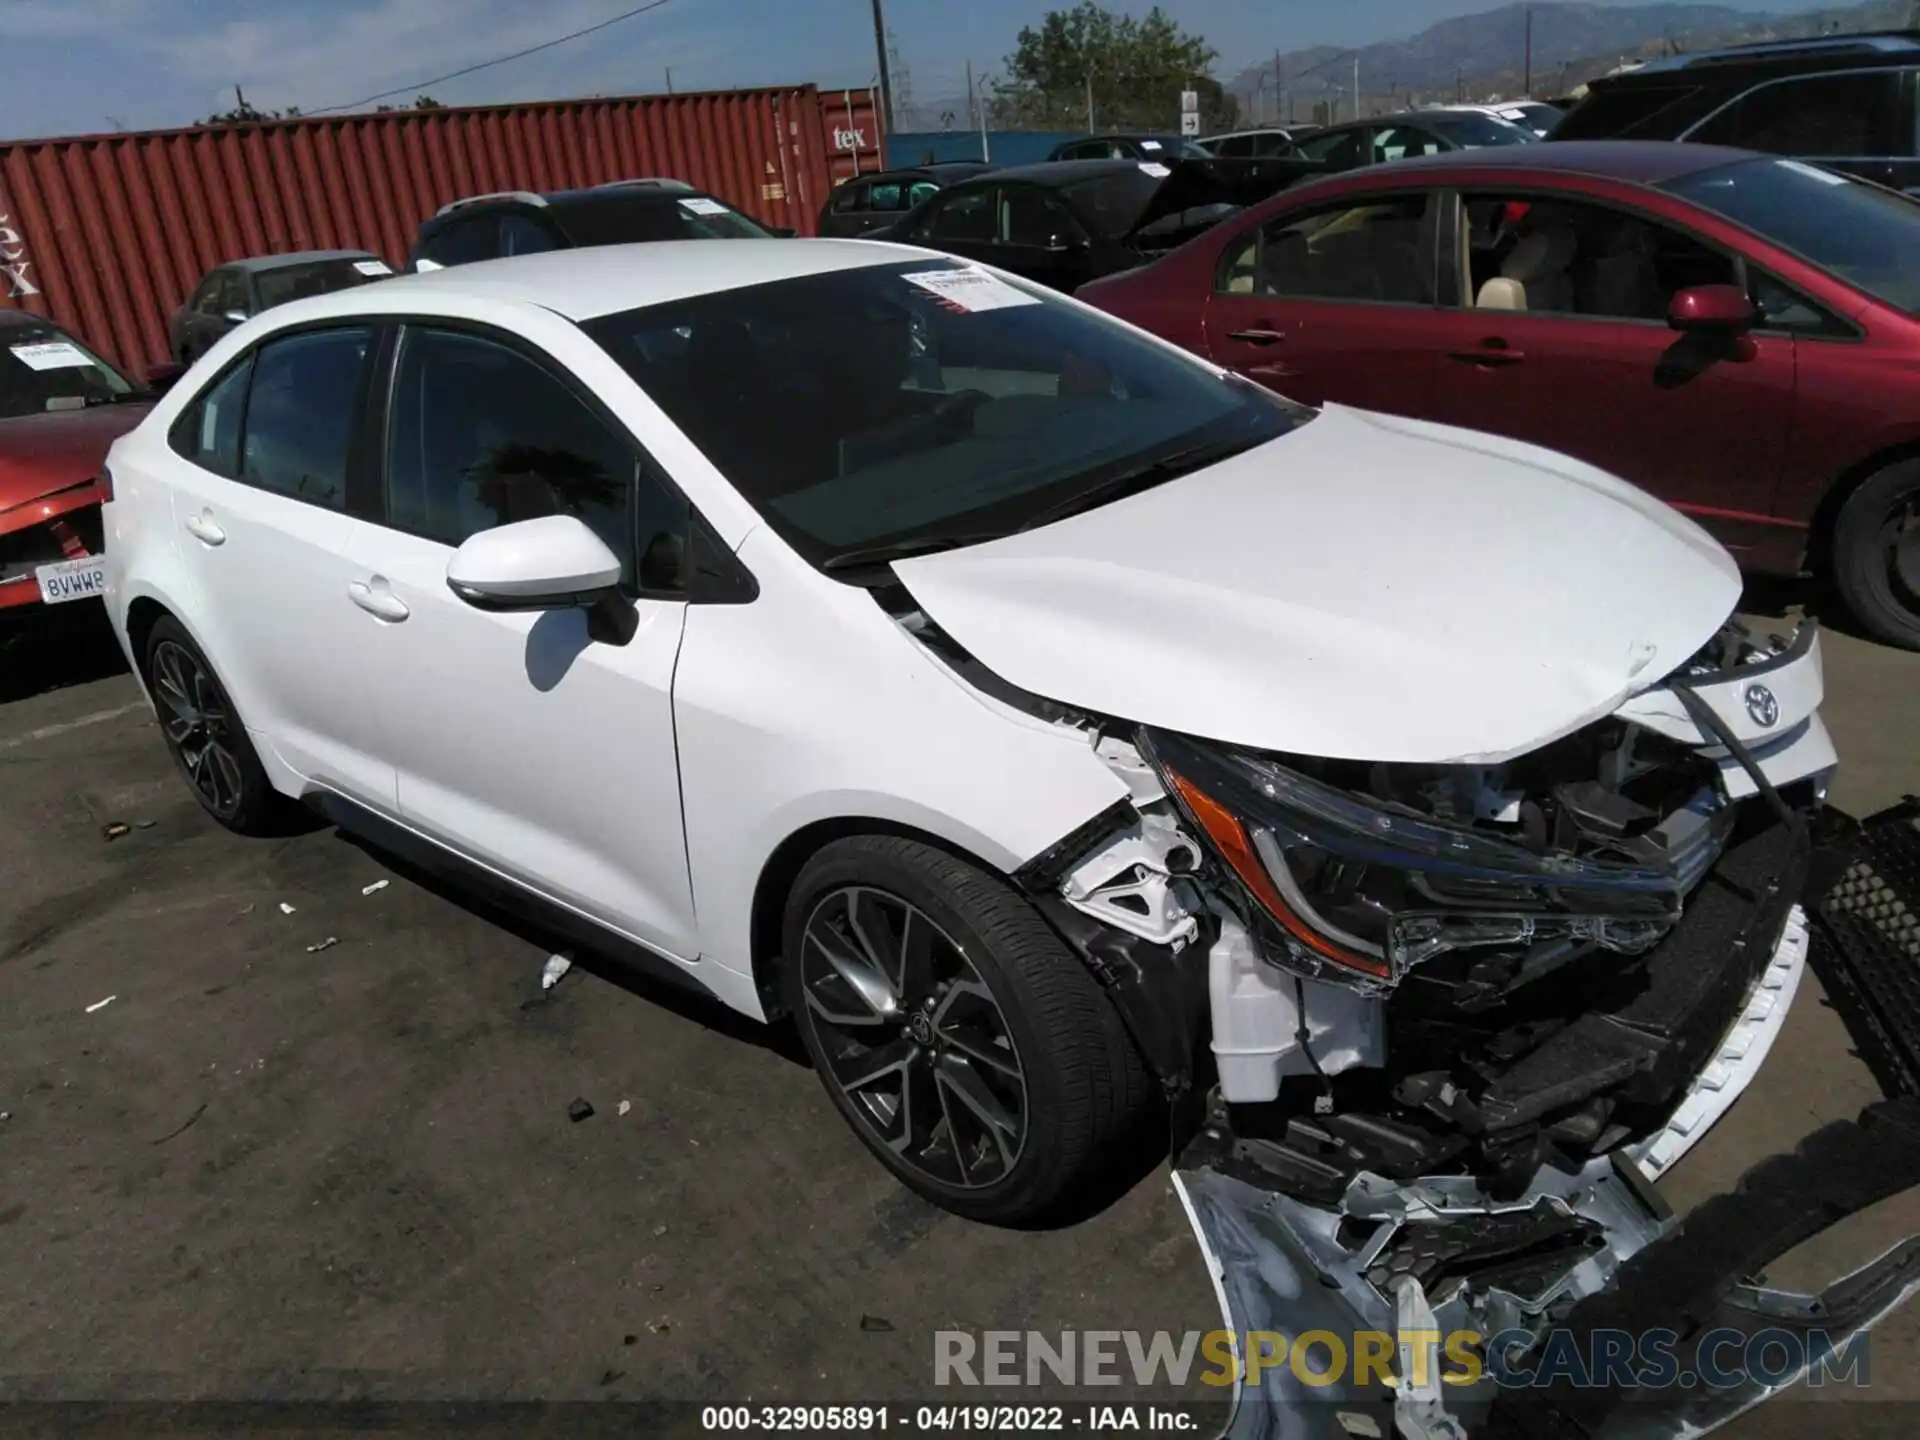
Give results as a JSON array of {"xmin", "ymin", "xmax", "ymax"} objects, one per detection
[{"xmin": 1175, "ymin": 802, "xmax": 1920, "ymax": 1440}]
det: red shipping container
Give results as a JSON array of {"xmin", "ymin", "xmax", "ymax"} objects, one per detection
[
  {"xmin": 0, "ymin": 85, "xmax": 836, "ymax": 374},
  {"xmin": 819, "ymin": 88, "xmax": 886, "ymax": 186}
]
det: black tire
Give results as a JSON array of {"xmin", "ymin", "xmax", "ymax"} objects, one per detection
[
  {"xmin": 782, "ymin": 834, "xmax": 1156, "ymax": 1225},
  {"xmin": 143, "ymin": 616, "xmax": 286, "ymax": 834},
  {"xmin": 1831, "ymin": 459, "xmax": 1920, "ymax": 651}
]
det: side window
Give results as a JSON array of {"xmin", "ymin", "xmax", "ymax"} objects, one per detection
[
  {"xmin": 868, "ymin": 181, "xmax": 905, "ymax": 212},
  {"xmin": 920, "ymin": 188, "xmax": 995, "ymax": 243},
  {"xmin": 1459, "ymin": 195, "xmax": 1738, "ymax": 320},
  {"xmin": 416, "ymin": 213, "xmax": 499, "ymax": 269},
  {"xmin": 1000, "ymin": 188, "xmax": 1084, "ymax": 248},
  {"xmin": 1253, "ymin": 133, "xmax": 1295, "ymax": 157},
  {"xmin": 829, "ymin": 182, "xmax": 867, "ymax": 215},
  {"xmin": 216, "ymin": 271, "xmax": 251, "ymax": 316},
  {"xmin": 385, "ymin": 327, "xmax": 687, "ymax": 593},
  {"xmin": 189, "ymin": 273, "xmax": 220, "ymax": 312},
  {"xmin": 1689, "ymin": 73, "xmax": 1903, "ymax": 158},
  {"xmin": 906, "ymin": 181, "xmax": 939, "ymax": 207},
  {"xmin": 167, "ymin": 355, "xmax": 253, "ymax": 476},
  {"xmin": 499, "ymin": 212, "xmax": 559, "ymax": 256},
  {"xmin": 1371, "ymin": 127, "xmax": 1441, "ymax": 162},
  {"xmin": 1751, "ymin": 271, "xmax": 1855, "ymax": 338},
  {"xmin": 1214, "ymin": 135, "xmax": 1253, "ymax": 158},
  {"xmin": 239, "ymin": 328, "xmax": 372, "ymax": 508},
  {"xmin": 1297, "ymin": 127, "xmax": 1364, "ymax": 168},
  {"xmin": 1226, "ymin": 194, "xmax": 1436, "ymax": 304}
]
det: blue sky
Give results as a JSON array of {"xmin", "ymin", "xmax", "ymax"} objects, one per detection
[{"xmin": 1, "ymin": 0, "xmax": 1816, "ymax": 140}]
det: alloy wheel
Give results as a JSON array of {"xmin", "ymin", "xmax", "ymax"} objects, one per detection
[
  {"xmin": 799, "ymin": 885, "xmax": 1028, "ymax": 1189},
  {"xmin": 150, "ymin": 640, "xmax": 245, "ymax": 819},
  {"xmin": 1885, "ymin": 487, "xmax": 1920, "ymax": 615}
]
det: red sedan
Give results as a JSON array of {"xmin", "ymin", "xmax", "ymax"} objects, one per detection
[
  {"xmin": 1, "ymin": 310, "xmax": 150, "ymax": 619},
  {"xmin": 1080, "ymin": 141, "xmax": 1920, "ymax": 649}
]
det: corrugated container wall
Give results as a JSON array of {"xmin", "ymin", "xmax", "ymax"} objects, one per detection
[
  {"xmin": 0, "ymin": 86, "xmax": 836, "ymax": 374},
  {"xmin": 818, "ymin": 88, "xmax": 886, "ymax": 186}
]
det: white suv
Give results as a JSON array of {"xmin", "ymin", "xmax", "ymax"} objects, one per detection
[{"xmin": 102, "ymin": 242, "xmax": 1847, "ymax": 1401}]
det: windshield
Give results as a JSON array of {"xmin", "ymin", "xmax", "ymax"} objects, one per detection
[
  {"xmin": 1662, "ymin": 158, "xmax": 1920, "ymax": 314},
  {"xmin": 1062, "ymin": 169, "xmax": 1163, "ymax": 237},
  {"xmin": 254, "ymin": 258, "xmax": 384, "ymax": 310},
  {"xmin": 565, "ymin": 193, "xmax": 773, "ymax": 245},
  {"xmin": 1425, "ymin": 112, "xmax": 1535, "ymax": 147},
  {"xmin": 1, "ymin": 323, "xmax": 134, "ymax": 419},
  {"xmin": 582, "ymin": 260, "xmax": 1310, "ymax": 570}
]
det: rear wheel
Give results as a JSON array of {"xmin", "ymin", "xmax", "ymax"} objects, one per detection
[
  {"xmin": 782, "ymin": 835, "xmax": 1155, "ymax": 1225},
  {"xmin": 144, "ymin": 617, "xmax": 285, "ymax": 834},
  {"xmin": 1832, "ymin": 459, "xmax": 1920, "ymax": 651}
]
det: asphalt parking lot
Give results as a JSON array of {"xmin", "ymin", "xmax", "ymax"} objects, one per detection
[{"xmin": 1, "ymin": 596, "xmax": 1916, "ymax": 1437}]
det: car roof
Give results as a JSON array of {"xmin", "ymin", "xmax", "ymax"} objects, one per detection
[
  {"xmin": 960, "ymin": 158, "xmax": 1151, "ymax": 187},
  {"xmin": 1318, "ymin": 138, "xmax": 1755, "ymax": 185},
  {"xmin": 225, "ymin": 249, "xmax": 378, "ymax": 273},
  {"xmin": 1628, "ymin": 28, "xmax": 1920, "ymax": 75},
  {"xmin": 269, "ymin": 238, "xmax": 938, "ymax": 323}
]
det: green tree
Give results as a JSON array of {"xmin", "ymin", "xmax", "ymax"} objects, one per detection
[{"xmin": 989, "ymin": 2, "xmax": 1237, "ymax": 133}]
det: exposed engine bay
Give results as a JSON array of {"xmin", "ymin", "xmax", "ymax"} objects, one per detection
[{"xmin": 888, "ymin": 585, "xmax": 1920, "ymax": 1438}]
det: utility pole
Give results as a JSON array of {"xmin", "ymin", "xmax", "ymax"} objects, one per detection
[
  {"xmin": 1352, "ymin": 54, "xmax": 1360, "ymax": 119},
  {"xmin": 1524, "ymin": 4, "xmax": 1534, "ymax": 97},
  {"xmin": 665, "ymin": 67, "xmax": 674, "ymax": 94},
  {"xmin": 1274, "ymin": 50, "xmax": 1284, "ymax": 127},
  {"xmin": 967, "ymin": 60, "xmax": 990, "ymax": 163},
  {"xmin": 1086, "ymin": 71, "xmax": 1095, "ymax": 132},
  {"xmin": 869, "ymin": 0, "xmax": 895, "ymax": 135}
]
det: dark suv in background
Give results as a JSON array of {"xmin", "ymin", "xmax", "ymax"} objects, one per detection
[
  {"xmin": 1553, "ymin": 30, "xmax": 1920, "ymax": 192},
  {"xmin": 409, "ymin": 179, "xmax": 781, "ymax": 270}
]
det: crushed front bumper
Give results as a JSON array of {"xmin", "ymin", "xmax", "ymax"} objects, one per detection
[{"xmin": 1174, "ymin": 804, "xmax": 1920, "ymax": 1439}]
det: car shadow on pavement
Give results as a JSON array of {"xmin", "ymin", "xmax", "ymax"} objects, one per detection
[
  {"xmin": 0, "ymin": 606, "xmax": 129, "ymax": 705},
  {"xmin": 328, "ymin": 824, "xmax": 812, "ymax": 1067}
]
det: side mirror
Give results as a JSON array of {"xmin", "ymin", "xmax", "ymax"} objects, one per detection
[
  {"xmin": 446, "ymin": 515, "xmax": 636, "ymax": 642},
  {"xmin": 144, "ymin": 361, "xmax": 187, "ymax": 394},
  {"xmin": 1668, "ymin": 283, "xmax": 1755, "ymax": 334}
]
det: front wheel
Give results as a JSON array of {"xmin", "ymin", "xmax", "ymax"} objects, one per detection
[
  {"xmin": 1832, "ymin": 459, "xmax": 1920, "ymax": 651},
  {"xmin": 782, "ymin": 835, "xmax": 1156, "ymax": 1225}
]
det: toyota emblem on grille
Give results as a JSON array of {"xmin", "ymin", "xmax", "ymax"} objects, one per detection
[{"xmin": 1744, "ymin": 683, "xmax": 1780, "ymax": 728}]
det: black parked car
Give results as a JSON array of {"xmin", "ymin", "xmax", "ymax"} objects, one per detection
[
  {"xmin": 409, "ymin": 179, "xmax": 781, "ymax": 270},
  {"xmin": 879, "ymin": 159, "xmax": 1250, "ymax": 292},
  {"xmin": 168, "ymin": 250, "xmax": 391, "ymax": 363},
  {"xmin": 1046, "ymin": 133, "xmax": 1215, "ymax": 162},
  {"xmin": 818, "ymin": 163, "xmax": 995, "ymax": 238},
  {"xmin": 1287, "ymin": 109, "xmax": 1535, "ymax": 175},
  {"xmin": 1551, "ymin": 30, "xmax": 1920, "ymax": 192}
]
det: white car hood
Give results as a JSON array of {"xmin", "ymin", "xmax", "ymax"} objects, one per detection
[{"xmin": 893, "ymin": 404, "xmax": 1741, "ymax": 765}]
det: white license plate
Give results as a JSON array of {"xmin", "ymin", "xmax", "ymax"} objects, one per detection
[{"xmin": 35, "ymin": 556, "xmax": 106, "ymax": 605}]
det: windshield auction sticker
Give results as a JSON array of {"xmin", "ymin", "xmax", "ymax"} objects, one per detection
[
  {"xmin": 9, "ymin": 340, "xmax": 92, "ymax": 370},
  {"xmin": 904, "ymin": 267, "xmax": 1041, "ymax": 313},
  {"xmin": 679, "ymin": 197, "xmax": 731, "ymax": 217},
  {"xmin": 352, "ymin": 259, "xmax": 393, "ymax": 276}
]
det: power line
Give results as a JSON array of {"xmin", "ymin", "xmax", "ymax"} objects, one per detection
[{"xmin": 308, "ymin": 0, "xmax": 683, "ymax": 115}]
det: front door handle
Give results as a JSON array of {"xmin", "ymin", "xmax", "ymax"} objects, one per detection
[
  {"xmin": 348, "ymin": 578, "xmax": 410, "ymax": 622},
  {"xmin": 183, "ymin": 511, "xmax": 225, "ymax": 546},
  {"xmin": 1447, "ymin": 344, "xmax": 1527, "ymax": 367},
  {"xmin": 1227, "ymin": 327, "xmax": 1287, "ymax": 346}
]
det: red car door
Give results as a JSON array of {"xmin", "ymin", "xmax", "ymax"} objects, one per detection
[
  {"xmin": 1201, "ymin": 189, "xmax": 1448, "ymax": 416},
  {"xmin": 1428, "ymin": 189, "xmax": 1794, "ymax": 549}
]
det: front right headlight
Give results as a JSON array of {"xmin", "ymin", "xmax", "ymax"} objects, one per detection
[{"xmin": 1141, "ymin": 729, "xmax": 1688, "ymax": 990}]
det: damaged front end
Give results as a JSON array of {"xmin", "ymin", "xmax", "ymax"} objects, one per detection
[{"xmin": 1010, "ymin": 617, "xmax": 1920, "ymax": 1438}]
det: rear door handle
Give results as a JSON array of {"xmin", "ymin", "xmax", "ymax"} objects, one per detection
[
  {"xmin": 1227, "ymin": 328, "xmax": 1287, "ymax": 346},
  {"xmin": 1447, "ymin": 344, "xmax": 1526, "ymax": 367},
  {"xmin": 348, "ymin": 577, "xmax": 410, "ymax": 622},
  {"xmin": 183, "ymin": 512, "xmax": 225, "ymax": 546}
]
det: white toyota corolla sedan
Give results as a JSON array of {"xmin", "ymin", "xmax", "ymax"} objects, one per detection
[{"xmin": 103, "ymin": 241, "xmax": 1869, "ymax": 1413}]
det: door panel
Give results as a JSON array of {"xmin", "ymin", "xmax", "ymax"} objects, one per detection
[
  {"xmin": 356, "ymin": 323, "xmax": 698, "ymax": 959},
  {"xmin": 158, "ymin": 333, "xmax": 395, "ymax": 805},
  {"xmin": 1202, "ymin": 191, "xmax": 1443, "ymax": 414},
  {"xmin": 1432, "ymin": 191, "xmax": 1795, "ymax": 542}
]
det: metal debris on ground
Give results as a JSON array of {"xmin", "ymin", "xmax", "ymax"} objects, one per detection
[
  {"xmin": 360, "ymin": 879, "xmax": 390, "ymax": 896},
  {"xmin": 100, "ymin": 822, "xmax": 130, "ymax": 841},
  {"xmin": 647, "ymin": 1320, "xmax": 670, "ymax": 1334},
  {"xmin": 135, "ymin": 819, "xmax": 156, "ymax": 830},
  {"xmin": 567, "ymin": 1098, "xmax": 594, "ymax": 1123},
  {"xmin": 304, "ymin": 937, "xmax": 339, "ymax": 954},
  {"xmin": 540, "ymin": 952, "xmax": 573, "ymax": 990},
  {"xmin": 859, "ymin": 1314, "xmax": 896, "ymax": 1333},
  {"xmin": 84, "ymin": 995, "xmax": 116, "ymax": 1013},
  {"xmin": 278, "ymin": 902, "xmax": 296, "ymax": 915},
  {"xmin": 651, "ymin": 1223, "xmax": 668, "ymax": 1237},
  {"xmin": 617, "ymin": 1099, "xmax": 632, "ymax": 1116},
  {"xmin": 150, "ymin": 1101, "xmax": 208, "ymax": 1146}
]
